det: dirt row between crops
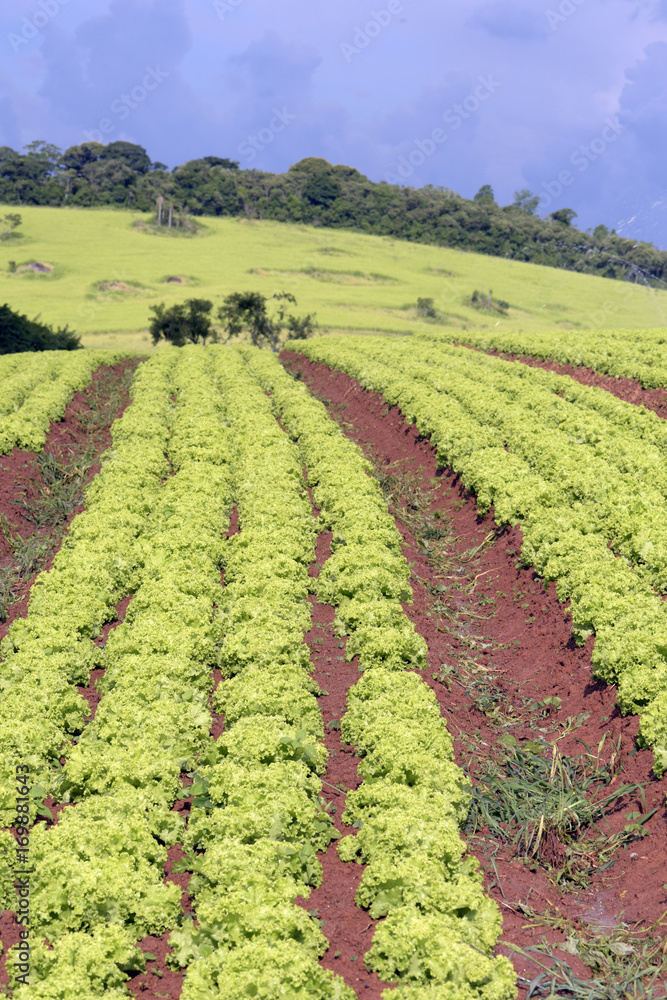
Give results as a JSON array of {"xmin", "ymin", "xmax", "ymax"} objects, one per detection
[
  {"xmin": 478, "ymin": 346, "xmax": 667, "ymax": 418},
  {"xmin": 283, "ymin": 349, "xmax": 667, "ymax": 998},
  {"xmin": 124, "ymin": 478, "xmax": 396, "ymax": 997},
  {"xmin": 0, "ymin": 359, "xmax": 140, "ymax": 990},
  {"xmin": 3, "ymin": 349, "xmax": 667, "ymax": 998},
  {"xmin": 0, "ymin": 358, "xmax": 139, "ymax": 644}
]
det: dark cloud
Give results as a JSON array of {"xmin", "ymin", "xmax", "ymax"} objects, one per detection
[
  {"xmin": 0, "ymin": 95, "xmax": 21, "ymax": 150},
  {"xmin": 1, "ymin": 0, "xmax": 667, "ymax": 247},
  {"xmin": 618, "ymin": 41, "xmax": 667, "ymax": 187},
  {"xmin": 468, "ymin": 2, "xmax": 549, "ymax": 40},
  {"xmin": 32, "ymin": 0, "xmax": 217, "ymax": 163},
  {"xmin": 227, "ymin": 32, "xmax": 322, "ymax": 106}
]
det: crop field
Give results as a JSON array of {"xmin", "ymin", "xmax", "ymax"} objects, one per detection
[
  {"xmin": 1, "ymin": 331, "xmax": 667, "ymax": 999},
  {"xmin": 1, "ymin": 207, "xmax": 667, "ymax": 350}
]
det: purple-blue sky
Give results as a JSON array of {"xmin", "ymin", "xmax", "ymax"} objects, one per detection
[{"xmin": 2, "ymin": 0, "xmax": 667, "ymax": 246}]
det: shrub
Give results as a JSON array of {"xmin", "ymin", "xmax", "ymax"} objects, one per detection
[{"xmin": 0, "ymin": 303, "xmax": 81, "ymax": 354}]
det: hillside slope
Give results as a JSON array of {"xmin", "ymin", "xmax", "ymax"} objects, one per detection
[{"xmin": 0, "ymin": 206, "xmax": 665, "ymax": 350}]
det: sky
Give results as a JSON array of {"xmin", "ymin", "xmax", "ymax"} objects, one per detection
[{"xmin": 2, "ymin": 0, "xmax": 667, "ymax": 247}]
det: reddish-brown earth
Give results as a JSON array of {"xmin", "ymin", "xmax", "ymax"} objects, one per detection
[
  {"xmin": 481, "ymin": 346, "xmax": 667, "ymax": 418},
  {"xmin": 4, "ymin": 351, "xmax": 667, "ymax": 998},
  {"xmin": 0, "ymin": 359, "xmax": 140, "ymax": 991},
  {"xmin": 0, "ymin": 358, "xmax": 139, "ymax": 644},
  {"xmin": 283, "ymin": 349, "xmax": 667, "ymax": 997},
  {"xmin": 296, "ymin": 521, "xmax": 393, "ymax": 999}
]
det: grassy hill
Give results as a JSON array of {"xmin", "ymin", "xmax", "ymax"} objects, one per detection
[{"xmin": 1, "ymin": 206, "xmax": 666, "ymax": 351}]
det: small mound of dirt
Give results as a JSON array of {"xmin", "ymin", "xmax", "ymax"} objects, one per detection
[
  {"xmin": 165, "ymin": 276, "xmax": 185, "ymax": 284},
  {"xmin": 96, "ymin": 281, "xmax": 150, "ymax": 296},
  {"xmin": 99, "ymin": 281, "xmax": 129, "ymax": 292},
  {"xmin": 17, "ymin": 261, "xmax": 53, "ymax": 275}
]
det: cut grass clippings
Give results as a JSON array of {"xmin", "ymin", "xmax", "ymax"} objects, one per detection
[{"xmin": 507, "ymin": 907, "xmax": 667, "ymax": 999}]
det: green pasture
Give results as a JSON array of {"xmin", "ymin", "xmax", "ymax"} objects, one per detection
[{"xmin": 1, "ymin": 205, "xmax": 666, "ymax": 351}]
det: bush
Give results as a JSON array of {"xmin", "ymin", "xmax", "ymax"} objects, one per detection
[
  {"xmin": 149, "ymin": 299, "xmax": 216, "ymax": 346},
  {"xmin": 0, "ymin": 303, "xmax": 81, "ymax": 354},
  {"xmin": 416, "ymin": 297, "xmax": 437, "ymax": 319}
]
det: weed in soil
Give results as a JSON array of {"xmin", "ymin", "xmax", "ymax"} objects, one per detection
[
  {"xmin": 0, "ymin": 564, "xmax": 15, "ymax": 621},
  {"xmin": 13, "ymin": 451, "xmax": 90, "ymax": 527},
  {"xmin": 509, "ymin": 907, "xmax": 667, "ymax": 999},
  {"xmin": 465, "ymin": 735, "xmax": 655, "ymax": 887},
  {"xmin": 350, "ymin": 435, "xmax": 657, "ymax": 894},
  {"xmin": 0, "ymin": 515, "xmax": 55, "ymax": 619}
]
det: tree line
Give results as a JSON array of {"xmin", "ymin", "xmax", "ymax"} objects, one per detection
[{"xmin": 1, "ymin": 140, "xmax": 666, "ymax": 287}]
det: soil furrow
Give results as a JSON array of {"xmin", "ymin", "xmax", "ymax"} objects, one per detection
[
  {"xmin": 469, "ymin": 345, "xmax": 667, "ymax": 418},
  {"xmin": 298, "ymin": 516, "xmax": 393, "ymax": 999},
  {"xmin": 283, "ymin": 349, "xmax": 667, "ymax": 997},
  {"xmin": 0, "ymin": 358, "xmax": 140, "ymax": 637}
]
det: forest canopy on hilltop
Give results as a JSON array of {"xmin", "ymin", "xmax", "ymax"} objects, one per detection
[{"xmin": 1, "ymin": 140, "xmax": 665, "ymax": 287}]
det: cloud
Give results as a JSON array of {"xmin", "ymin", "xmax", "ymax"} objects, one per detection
[
  {"xmin": 468, "ymin": 1, "xmax": 549, "ymax": 40},
  {"xmin": 219, "ymin": 32, "xmax": 352, "ymax": 170},
  {"xmin": 32, "ymin": 0, "xmax": 219, "ymax": 163},
  {"xmin": 227, "ymin": 31, "xmax": 322, "ymax": 106},
  {"xmin": 1, "ymin": 0, "xmax": 667, "ymax": 247},
  {"xmin": 0, "ymin": 95, "xmax": 21, "ymax": 150}
]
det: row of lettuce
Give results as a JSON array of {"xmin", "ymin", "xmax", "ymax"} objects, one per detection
[
  {"xmin": 0, "ymin": 349, "xmax": 127, "ymax": 454},
  {"xmin": 1, "ymin": 348, "xmax": 235, "ymax": 996},
  {"xmin": 412, "ymin": 326, "xmax": 667, "ymax": 389},
  {"xmin": 244, "ymin": 348, "xmax": 516, "ymax": 999},
  {"xmin": 290, "ymin": 335, "xmax": 667, "ymax": 777},
  {"xmin": 0, "ymin": 344, "xmax": 517, "ymax": 1000}
]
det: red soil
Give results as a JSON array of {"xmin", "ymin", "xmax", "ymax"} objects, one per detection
[
  {"xmin": 481, "ymin": 347, "xmax": 667, "ymax": 418},
  {"xmin": 0, "ymin": 359, "xmax": 140, "ymax": 991},
  {"xmin": 283, "ymin": 350, "xmax": 667, "ymax": 997},
  {"xmin": 0, "ymin": 359, "xmax": 139, "ymax": 644},
  {"xmin": 297, "ymin": 524, "xmax": 393, "ymax": 999}
]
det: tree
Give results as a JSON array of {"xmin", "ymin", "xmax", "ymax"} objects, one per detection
[
  {"xmin": 218, "ymin": 291, "xmax": 316, "ymax": 352},
  {"xmin": 99, "ymin": 141, "xmax": 152, "ymax": 174},
  {"xmin": 81, "ymin": 159, "xmax": 136, "ymax": 203},
  {"xmin": 303, "ymin": 172, "xmax": 341, "ymax": 208},
  {"xmin": 202, "ymin": 156, "xmax": 240, "ymax": 170},
  {"xmin": 60, "ymin": 142, "xmax": 105, "ymax": 174},
  {"xmin": 23, "ymin": 141, "xmax": 62, "ymax": 170},
  {"xmin": 473, "ymin": 184, "xmax": 496, "ymax": 205},
  {"xmin": 549, "ymin": 208, "xmax": 578, "ymax": 226},
  {"xmin": 0, "ymin": 213, "xmax": 21, "ymax": 241},
  {"xmin": 149, "ymin": 299, "xmax": 216, "ymax": 346},
  {"xmin": 0, "ymin": 303, "xmax": 80, "ymax": 354},
  {"xmin": 512, "ymin": 189, "xmax": 540, "ymax": 214},
  {"xmin": 416, "ymin": 297, "xmax": 437, "ymax": 318}
]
